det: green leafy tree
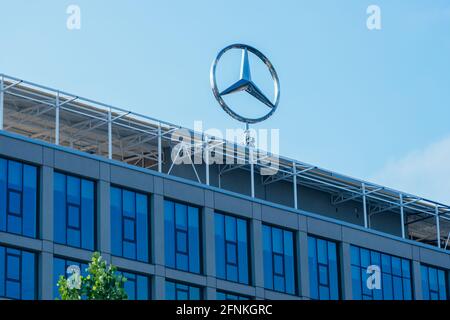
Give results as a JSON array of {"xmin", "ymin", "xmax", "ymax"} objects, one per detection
[{"xmin": 57, "ymin": 252, "xmax": 128, "ymax": 300}]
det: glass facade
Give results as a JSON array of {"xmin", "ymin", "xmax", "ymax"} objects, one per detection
[
  {"xmin": 165, "ymin": 200, "xmax": 201, "ymax": 274},
  {"xmin": 0, "ymin": 245, "xmax": 36, "ymax": 300},
  {"xmin": 308, "ymin": 236, "xmax": 340, "ymax": 300},
  {"xmin": 116, "ymin": 271, "xmax": 150, "ymax": 300},
  {"xmin": 166, "ymin": 280, "xmax": 201, "ymax": 300},
  {"xmin": 1, "ymin": 153, "xmax": 450, "ymax": 301},
  {"xmin": 262, "ymin": 224, "xmax": 296, "ymax": 295},
  {"xmin": 0, "ymin": 158, "xmax": 38, "ymax": 238},
  {"xmin": 215, "ymin": 212, "xmax": 249, "ymax": 284},
  {"xmin": 351, "ymin": 245, "xmax": 412, "ymax": 300},
  {"xmin": 111, "ymin": 186, "xmax": 149, "ymax": 262},
  {"xmin": 421, "ymin": 265, "xmax": 448, "ymax": 300},
  {"xmin": 53, "ymin": 257, "xmax": 88, "ymax": 299},
  {"xmin": 54, "ymin": 172, "xmax": 95, "ymax": 250},
  {"xmin": 216, "ymin": 291, "xmax": 249, "ymax": 300}
]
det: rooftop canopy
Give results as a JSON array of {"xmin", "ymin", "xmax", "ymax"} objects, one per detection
[{"xmin": 0, "ymin": 73, "xmax": 449, "ymax": 251}]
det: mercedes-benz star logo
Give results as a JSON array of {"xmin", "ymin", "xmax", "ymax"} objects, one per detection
[{"xmin": 210, "ymin": 44, "xmax": 280, "ymax": 124}]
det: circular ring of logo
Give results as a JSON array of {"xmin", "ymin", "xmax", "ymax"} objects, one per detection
[{"xmin": 210, "ymin": 44, "xmax": 280, "ymax": 124}]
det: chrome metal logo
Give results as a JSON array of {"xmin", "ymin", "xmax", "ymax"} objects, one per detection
[{"xmin": 210, "ymin": 44, "xmax": 280, "ymax": 124}]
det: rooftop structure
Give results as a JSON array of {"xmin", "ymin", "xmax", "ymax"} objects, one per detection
[{"xmin": 0, "ymin": 73, "xmax": 449, "ymax": 250}]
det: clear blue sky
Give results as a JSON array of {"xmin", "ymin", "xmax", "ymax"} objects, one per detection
[{"xmin": 1, "ymin": 1, "xmax": 450, "ymax": 202}]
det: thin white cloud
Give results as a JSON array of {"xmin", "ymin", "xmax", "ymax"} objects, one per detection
[{"xmin": 371, "ymin": 135, "xmax": 450, "ymax": 205}]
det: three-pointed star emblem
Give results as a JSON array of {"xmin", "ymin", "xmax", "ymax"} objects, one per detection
[{"xmin": 220, "ymin": 48, "xmax": 274, "ymax": 109}]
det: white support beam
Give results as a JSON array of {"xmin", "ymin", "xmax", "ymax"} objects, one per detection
[
  {"xmin": 158, "ymin": 124, "xmax": 162, "ymax": 173},
  {"xmin": 204, "ymin": 135, "xmax": 210, "ymax": 186},
  {"xmin": 250, "ymin": 148, "xmax": 255, "ymax": 198},
  {"xmin": 55, "ymin": 92, "xmax": 60, "ymax": 145},
  {"xmin": 108, "ymin": 109, "xmax": 112, "ymax": 159},
  {"xmin": 293, "ymin": 163, "xmax": 298, "ymax": 209},
  {"xmin": 400, "ymin": 193, "xmax": 405, "ymax": 239},
  {"xmin": 362, "ymin": 182, "xmax": 368, "ymax": 228},
  {"xmin": 436, "ymin": 205, "xmax": 441, "ymax": 248}
]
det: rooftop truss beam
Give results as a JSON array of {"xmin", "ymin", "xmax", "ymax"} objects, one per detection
[{"xmin": 1, "ymin": 73, "xmax": 449, "ymax": 250}]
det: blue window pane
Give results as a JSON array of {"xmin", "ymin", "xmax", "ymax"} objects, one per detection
[
  {"xmin": 217, "ymin": 291, "xmax": 225, "ymax": 300},
  {"xmin": 308, "ymin": 237, "xmax": 319, "ymax": 300},
  {"xmin": 67, "ymin": 176, "xmax": 80, "ymax": 205},
  {"xmin": 371, "ymin": 251, "xmax": 381, "ymax": 267},
  {"xmin": 123, "ymin": 241, "xmax": 136, "ymax": 260},
  {"xmin": 165, "ymin": 200, "xmax": 200, "ymax": 274},
  {"xmin": 0, "ymin": 158, "xmax": 38, "ymax": 238},
  {"xmin": 319, "ymin": 285, "xmax": 330, "ymax": 300},
  {"xmin": 123, "ymin": 190, "xmax": 135, "ymax": 218},
  {"xmin": 175, "ymin": 204, "xmax": 187, "ymax": 229},
  {"xmin": 54, "ymin": 172, "xmax": 95, "ymax": 250},
  {"xmin": 401, "ymin": 259, "xmax": 410, "ymax": 278},
  {"xmin": 8, "ymin": 161, "xmax": 22, "ymax": 190},
  {"xmin": 391, "ymin": 257, "xmax": 401, "ymax": 276},
  {"xmin": 438, "ymin": 270, "xmax": 447, "ymax": 300},
  {"xmin": 136, "ymin": 193, "xmax": 149, "ymax": 263},
  {"xmin": 351, "ymin": 245, "xmax": 411, "ymax": 301},
  {"xmin": 215, "ymin": 214, "xmax": 225, "ymax": 279},
  {"xmin": 176, "ymin": 252, "xmax": 189, "ymax": 271},
  {"xmin": 226, "ymin": 264, "xmax": 238, "ymax": 282},
  {"xmin": 421, "ymin": 265, "xmax": 448, "ymax": 301},
  {"xmin": 137, "ymin": 275, "xmax": 149, "ymax": 300},
  {"xmin": 226, "ymin": 242, "xmax": 237, "ymax": 264},
  {"xmin": 272, "ymin": 228, "xmax": 283, "ymax": 254},
  {"xmin": 68, "ymin": 205, "xmax": 80, "ymax": 228},
  {"xmin": 274, "ymin": 275, "xmax": 285, "ymax": 292},
  {"xmin": 166, "ymin": 281, "xmax": 201, "ymax": 300},
  {"xmin": 225, "ymin": 216, "xmax": 236, "ymax": 241},
  {"xmin": 236, "ymin": 218, "xmax": 249, "ymax": 285},
  {"xmin": 382, "ymin": 273, "xmax": 393, "ymax": 300},
  {"xmin": 187, "ymin": 206, "xmax": 200, "ymax": 273},
  {"xmin": 421, "ymin": 266, "xmax": 430, "ymax": 300},
  {"xmin": 22, "ymin": 165, "xmax": 37, "ymax": 238},
  {"xmin": 262, "ymin": 225, "xmax": 273, "ymax": 290},
  {"xmin": 403, "ymin": 278, "xmax": 412, "ymax": 300},
  {"xmin": 117, "ymin": 271, "xmax": 148, "ymax": 300},
  {"xmin": 319, "ymin": 265, "xmax": 329, "ymax": 286},
  {"xmin": 8, "ymin": 191, "xmax": 21, "ymax": 215},
  {"xmin": 7, "ymin": 214, "xmax": 21, "ymax": 235},
  {"xmin": 176, "ymin": 230, "xmax": 188, "ymax": 253},
  {"xmin": 263, "ymin": 225, "xmax": 296, "ymax": 295},
  {"xmin": 7, "ymin": 253, "xmax": 20, "ymax": 280},
  {"xmin": 0, "ymin": 159, "xmax": 7, "ymax": 233},
  {"xmin": 360, "ymin": 249, "xmax": 370, "ymax": 268},
  {"xmin": 352, "ymin": 266, "xmax": 362, "ymax": 300},
  {"xmin": 215, "ymin": 212, "xmax": 249, "ymax": 285},
  {"xmin": 67, "ymin": 228, "xmax": 81, "ymax": 247},
  {"xmin": 165, "ymin": 281, "xmax": 175, "ymax": 300},
  {"xmin": 111, "ymin": 187, "xmax": 149, "ymax": 263},
  {"xmin": 273, "ymin": 254, "xmax": 284, "ymax": 275},
  {"xmin": 283, "ymin": 231, "xmax": 295, "ymax": 295},
  {"xmin": 350, "ymin": 246, "xmax": 360, "ymax": 266},
  {"xmin": 164, "ymin": 201, "xmax": 175, "ymax": 268},
  {"xmin": 317, "ymin": 239, "xmax": 327, "ymax": 264},
  {"xmin": 54, "ymin": 173, "xmax": 66, "ymax": 244},
  {"xmin": 111, "ymin": 187, "xmax": 122, "ymax": 257},
  {"xmin": 189, "ymin": 286, "xmax": 201, "ymax": 300},
  {"xmin": 0, "ymin": 246, "xmax": 36, "ymax": 300},
  {"xmin": 53, "ymin": 257, "xmax": 88, "ymax": 299},
  {"xmin": 429, "ymin": 267, "xmax": 438, "ymax": 291},
  {"xmin": 124, "ymin": 278, "xmax": 136, "ymax": 300},
  {"xmin": 309, "ymin": 237, "xmax": 339, "ymax": 300},
  {"xmin": 393, "ymin": 276, "xmax": 403, "ymax": 300},
  {"xmin": 124, "ymin": 218, "xmax": 135, "ymax": 241},
  {"xmin": 381, "ymin": 254, "xmax": 391, "ymax": 273},
  {"xmin": 81, "ymin": 180, "xmax": 94, "ymax": 250}
]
